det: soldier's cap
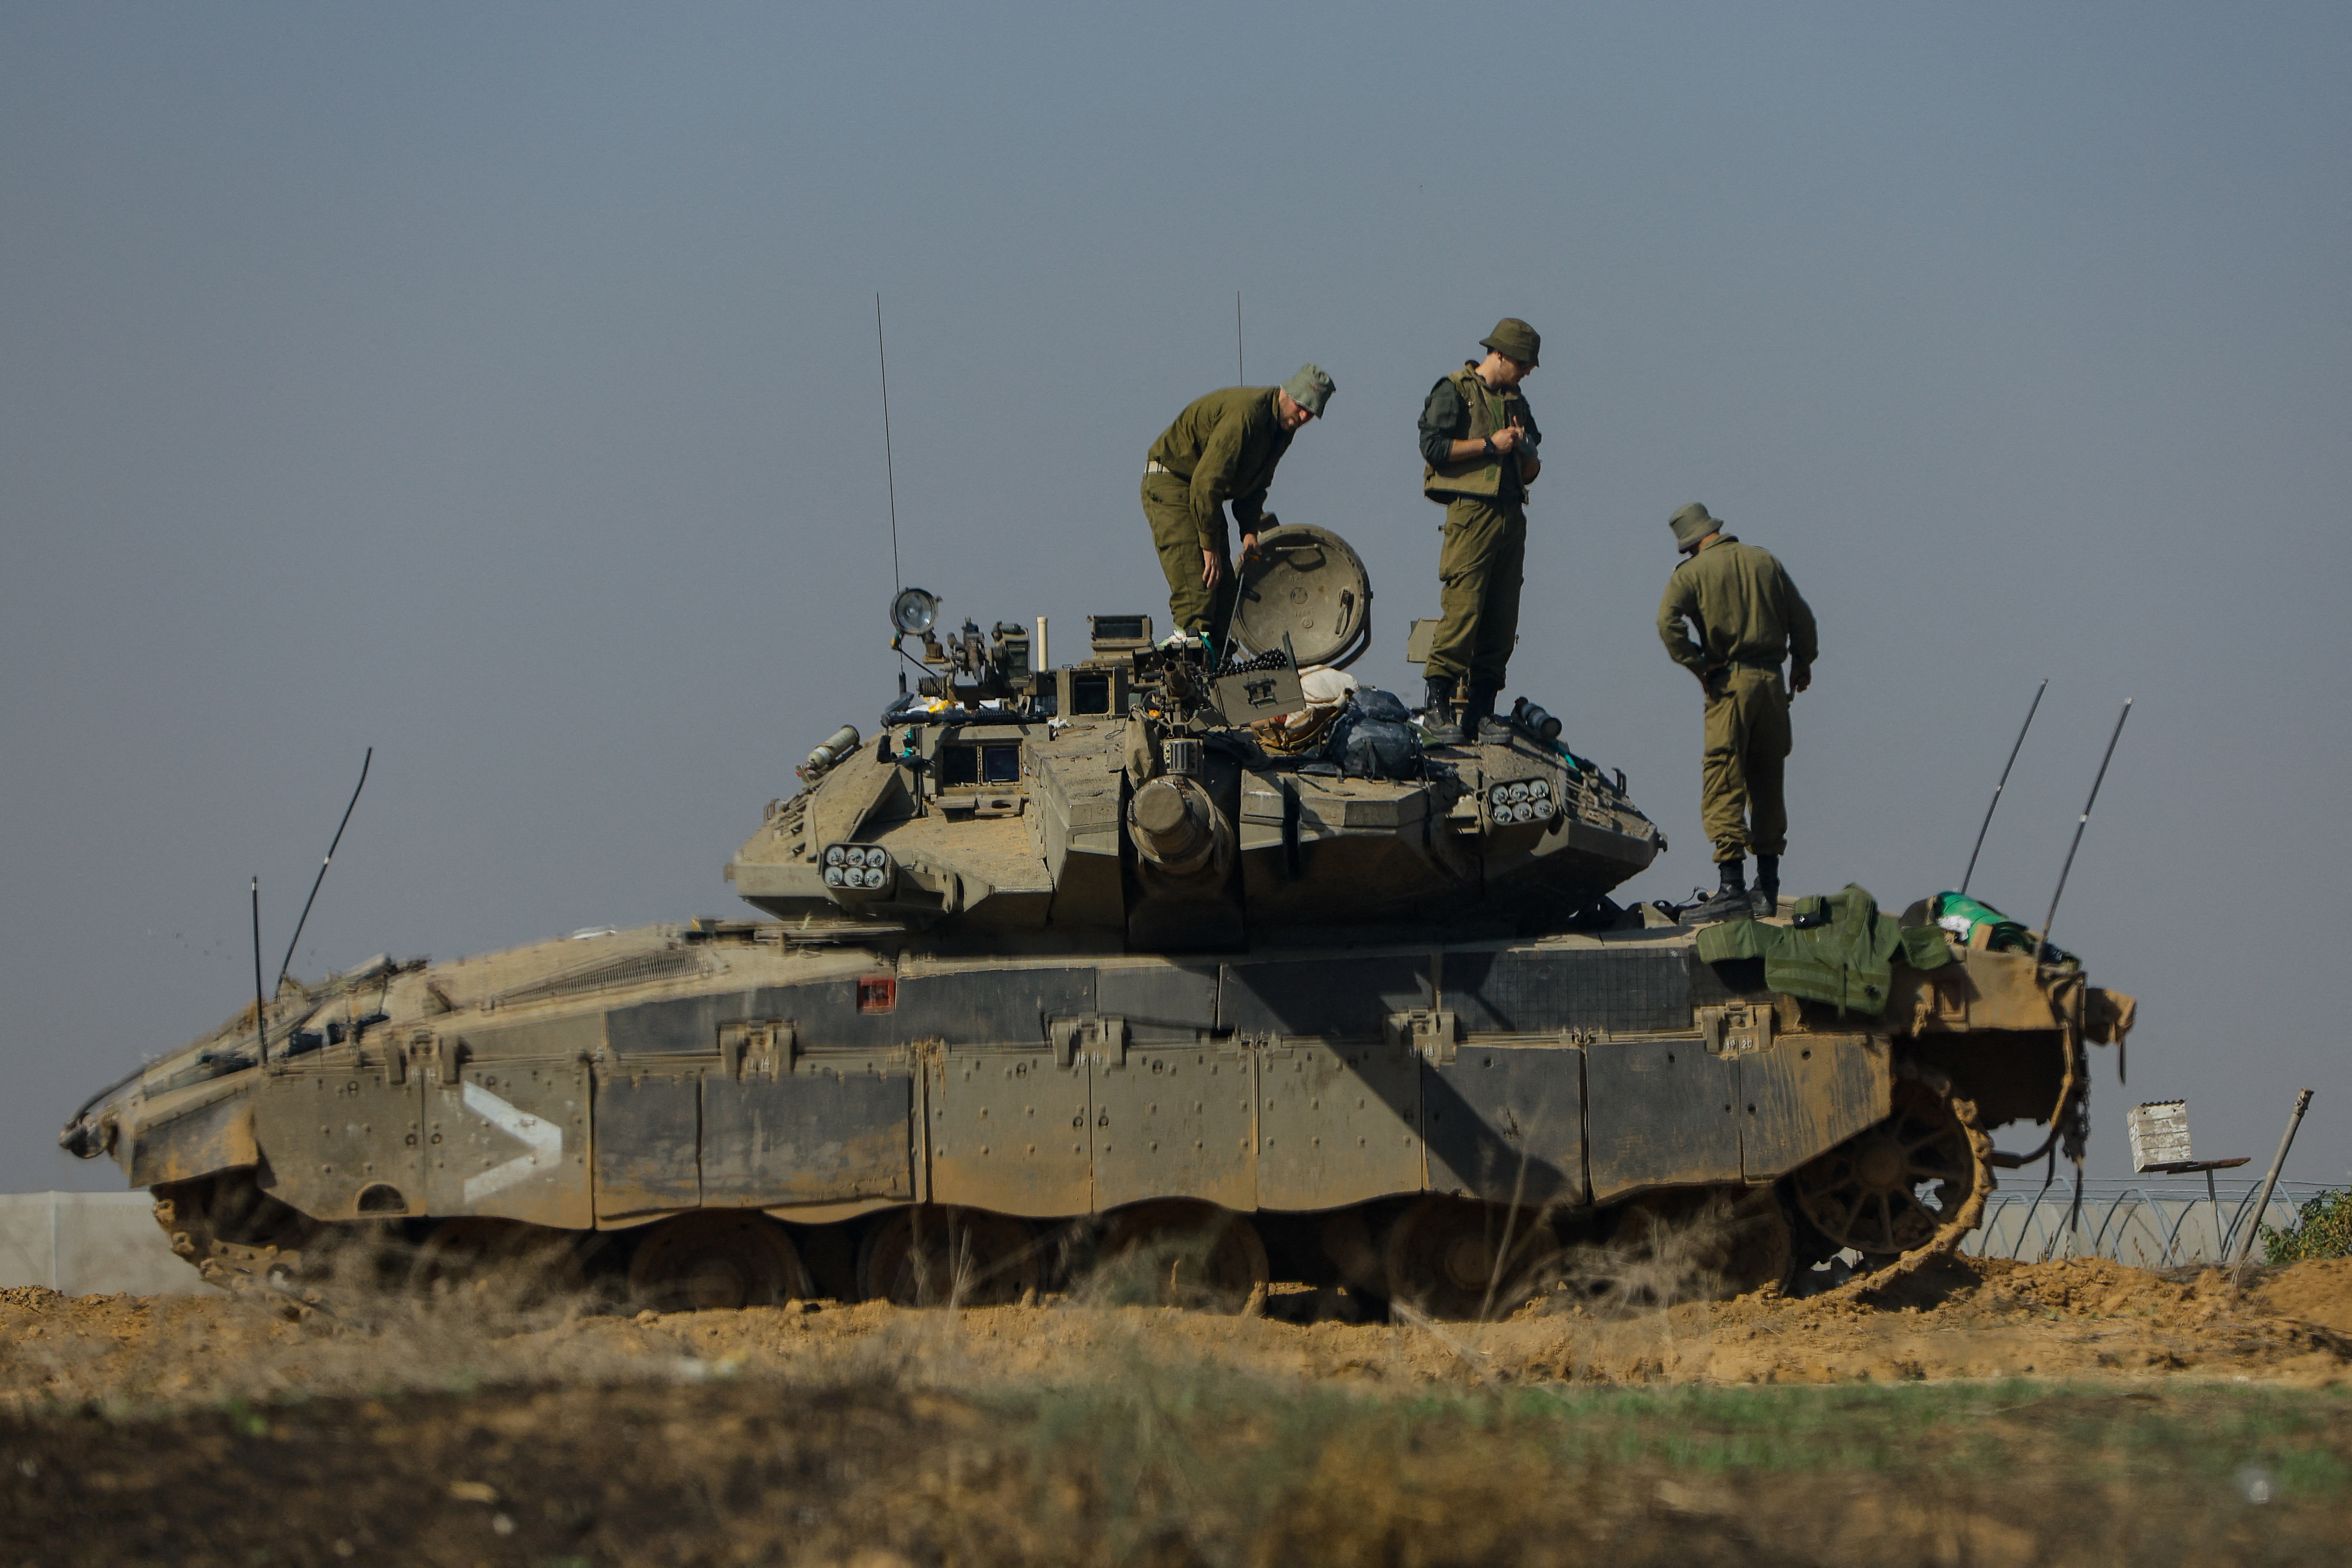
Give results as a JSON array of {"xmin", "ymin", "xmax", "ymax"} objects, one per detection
[
  {"xmin": 1479, "ymin": 318, "xmax": 1540, "ymax": 367},
  {"xmin": 1280, "ymin": 364, "xmax": 1335, "ymax": 417},
  {"xmin": 1669, "ymin": 502, "xmax": 1720, "ymax": 551}
]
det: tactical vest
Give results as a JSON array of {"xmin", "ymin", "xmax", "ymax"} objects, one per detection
[{"xmin": 1422, "ymin": 363, "xmax": 1529, "ymax": 503}]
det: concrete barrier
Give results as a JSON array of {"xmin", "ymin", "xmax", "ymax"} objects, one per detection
[{"xmin": 0, "ymin": 1191, "xmax": 212, "ymax": 1295}]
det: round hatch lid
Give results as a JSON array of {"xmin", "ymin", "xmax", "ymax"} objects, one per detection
[{"xmin": 1229, "ymin": 524, "xmax": 1373, "ymax": 670}]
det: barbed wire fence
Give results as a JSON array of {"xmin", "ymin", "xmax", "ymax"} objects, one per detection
[{"xmin": 1962, "ymin": 1179, "xmax": 2337, "ymax": 1269}]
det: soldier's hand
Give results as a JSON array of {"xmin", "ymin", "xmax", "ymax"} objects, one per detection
[
  {"xmin": 1791, "ymin": 663, "xmax": 1812, "ymax": 695},
  {"xmin": 1201, "ymin": 548, "xmax": 1227, "ymax": 590},
  {"xmin": 1489, "ymin": 426, "xmax": 1522, "ymax": 455},
  {"xmin": 1239, "ymin": 531, "xmax": 1260, "ymax": 563}
]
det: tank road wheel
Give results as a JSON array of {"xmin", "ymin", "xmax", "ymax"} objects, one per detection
[
  {"xmin": 1382, "ymin": 1196, "xmax": 1563, "ymax": 1320},
  {"xmin": 626, "ymin": 1212, "xmax": 810, "ymax": 1312},
  {"xmin": 410, "ymin": 1218, "xmax": 585, "ymax": 1312},
  {"xmin": 859, "ymin": 1206, "xmax": 1039, "ymax": 1307},
  {"xmin": 1101, "ymin": 1200, "xmax": 1271, "ymax": 1311},
  {"xmin": 1789, "ymin": 1069, "xmax": 1989, "ymax": 1278},
  {"xmin": 1612, "ymin": 1187, "xmax": 1794, "ymax": 1301}
]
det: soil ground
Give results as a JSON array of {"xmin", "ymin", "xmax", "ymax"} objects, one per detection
[{"xmin": 4, "ymin": 1255, "xmax": 2350, "ymax": 1565}]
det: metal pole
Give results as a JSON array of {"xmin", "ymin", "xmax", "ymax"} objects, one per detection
[
  {"xmin": 2236, "ymin": 1088, "xmax": 2315, "ymax": 1264},
  {"xmin": 1961, "ymin": 679, "xmax": 2045, "ymax": 895},
  {"xmin": 2036, "ymin": 698, "xmax": 2131, "ymax": 963},
  {"xmin": 2205, "ymin": 1169, "xmax": 2225, "ymax": 1266}
]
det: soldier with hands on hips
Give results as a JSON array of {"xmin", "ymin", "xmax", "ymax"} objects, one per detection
[{"xmin": 1655, "ymin": 502, "xmax": 1817, "ymax": 922}]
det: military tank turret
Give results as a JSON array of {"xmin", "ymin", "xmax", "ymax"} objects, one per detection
[
  {"xmin": 733, "ymin": 524, "xmax": 1661, "ymax": 951},
  {"xmin": 61, "ymin": 526, "xmax": 2132, "ymax": 1316}
]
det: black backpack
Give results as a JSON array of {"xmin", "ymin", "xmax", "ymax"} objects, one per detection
[{"xmin": 1325, "ymin": 688, "xmax": 1424, "ymax": 780}]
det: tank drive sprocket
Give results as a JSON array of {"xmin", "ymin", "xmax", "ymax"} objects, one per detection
[{"xmin": 1793, "ymin": 1063, "xmax": 1992, "ymax": 1298}]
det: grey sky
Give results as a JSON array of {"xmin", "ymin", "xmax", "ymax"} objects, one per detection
[{"xmin": 5, "ymin": 4, "xmax": 2347, "ymax": 1196}]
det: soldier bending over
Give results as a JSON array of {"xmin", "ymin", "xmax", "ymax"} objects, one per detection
[{"xmin": 1142, "ymin": 365, "xmax": 1333, "ymax": 647}]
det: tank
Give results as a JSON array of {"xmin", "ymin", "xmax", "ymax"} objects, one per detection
[{"xmin": 59, "ymin": 525, "xmax": 2133, "ymax": 1316}]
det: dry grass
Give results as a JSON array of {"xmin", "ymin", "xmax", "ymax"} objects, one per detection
[
  {"xmin": 7, "ymin": 1245, "xmax": 2352, "ymax": 1565},
  {"xmin": 4, "ymin": 1355, "xmax": 2349, "ymax": 1566}
]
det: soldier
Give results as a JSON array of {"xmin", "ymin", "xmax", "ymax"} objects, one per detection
[
  {"xmin": 1655, "ymin": 502, "xmax": 1818, "ymax": 921},
  {"xmin": 1142, "ymin": 365, "xmax": 1335, "ymax": 646},
  {"xmin": 1417, "ymin": 319, "xmax": 1543, "ymax": 745}
]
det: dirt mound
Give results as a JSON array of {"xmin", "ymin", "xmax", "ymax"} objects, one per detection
[
  {"xmin": 2257, "ymin": 1258, "xmax": 2352, "ymax": 1334},
  {"xmin": 3, "ymin": 1255, "xmax": 2348, "ymax": 1415}
]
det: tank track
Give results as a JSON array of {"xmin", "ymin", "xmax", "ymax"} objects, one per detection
[
  {"xmin": 151, "ymin": 1177, "xmax": 325, "ymax": 1307},
  {"xmin": 147, "ymin": 1066, "xmax": 1996, "ymax": 1318}
]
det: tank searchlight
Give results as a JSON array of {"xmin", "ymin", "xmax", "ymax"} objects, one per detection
[{"xmin": 890, "ymin": 587, "xmax": 938, "ymax": 637}]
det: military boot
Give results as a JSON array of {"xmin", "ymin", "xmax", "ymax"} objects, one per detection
[
  {"xmin": 1466, "ymin": 683, "xmax": 1513, "ymax": 744},
  {"xmin": 1421, "ymin": 676, "xmax": 1466, "ymax": 746},
  {"xmin": 1753, "ymin": 854, "xmax": 1781, "ymax": 917},
  {"xmin": 1684, "ymin": 860, "xmax": 1755, "ymax": 924}
]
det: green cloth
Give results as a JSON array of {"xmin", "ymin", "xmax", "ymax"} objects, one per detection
[
  {"xmin": 1657, "ymin": 533, "xmax": 1819, "ymax": 678},
  {"xmin": 1420, "ymin": 364, "xmax": 1541, "ymax": 504},
  {"xmin": 1145, "ymin": 386, "xmax": 1295, "ymax": 549},
  {"xmin": 1694, "ymin": 883, "xmax": 1952, "ymax": 1016},
  {"xmin": 1929, "ymin": 891, "xmax": 2078, "ymax": 968}
]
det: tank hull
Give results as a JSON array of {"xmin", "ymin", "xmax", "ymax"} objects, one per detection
[{"xmin": 86, "ymin": 916, "xmax": 2113, "ymax": 1311}]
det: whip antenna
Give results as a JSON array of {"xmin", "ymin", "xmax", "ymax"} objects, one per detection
[
  {"xmin": 1960, "ymin": 679, "xmax": 2046, "ymax": 895},
  {"xmin": 876, "ymin": 294, "xmax": 901, "ymax": 596},
  {"xmin": 2035, "ymin": 698, "xmax": 2131, "ymax": 963},
  {"xmin": 250, "ymin": 877, "xmax": 269, "ymax": 1065},
  {"xmin": 277, "ymin": 746, "xmax": 373, "ymax": 985}
]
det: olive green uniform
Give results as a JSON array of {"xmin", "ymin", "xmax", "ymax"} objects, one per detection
[
  {"xmin": 1142, "ymin": 386, "xmax": 1295, "ymax": 635},
  {"xmin": 1418, "ymin": 365, "xmax": 1542, "ymax": 691},
  {"xmin": 1655, "ymin": 534, "xmax": 1818, "ymax": 864}
]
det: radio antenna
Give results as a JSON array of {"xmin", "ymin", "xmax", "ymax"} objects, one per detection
[
  {"xmin": 250, "ymin": 877, "xmax": 269, "ymax": 1066},
  {"xmin": 2035, "ymin": 698, "xmax": 2131, "ymax": 964},
  {"xmin": 277, "ymin": 746, "xmax": 373, "ymax": 985},
  {"xmin": 1960, "ymin": 679, "xmax": 2046, "ymax": 895},
  {"xmin": 1235, "ymin": 291, "xmax": 1244, "ymax": 384},
  {"xmin": 876, "ymin": 294, "xmax": 901, "ymax": 597}
]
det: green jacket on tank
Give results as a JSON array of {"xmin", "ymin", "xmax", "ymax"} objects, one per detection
[
  {"xmin": 1420, "ymin": 364, "xmax": 1540, "ymax": 505},
  {"xmin": 1146, "ymin": 387, "xmax": 1294, "ymax": 550},
  {"xmin": 1656, "ymin": 534, "xmax": 1819, "ymax": 676}
]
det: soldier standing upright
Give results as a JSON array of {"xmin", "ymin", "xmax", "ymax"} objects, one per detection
[
  {"xmin": 1417, "ymin": 319, "xmax": 1543, "ymax": 745},
  {"xmin": 1655, "ymin": 502, "xmax": 1818, "ymax": 922},
  {"xmin": 1142, "ymin": 365, "xmax": 1334, "ymax": 647}
]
